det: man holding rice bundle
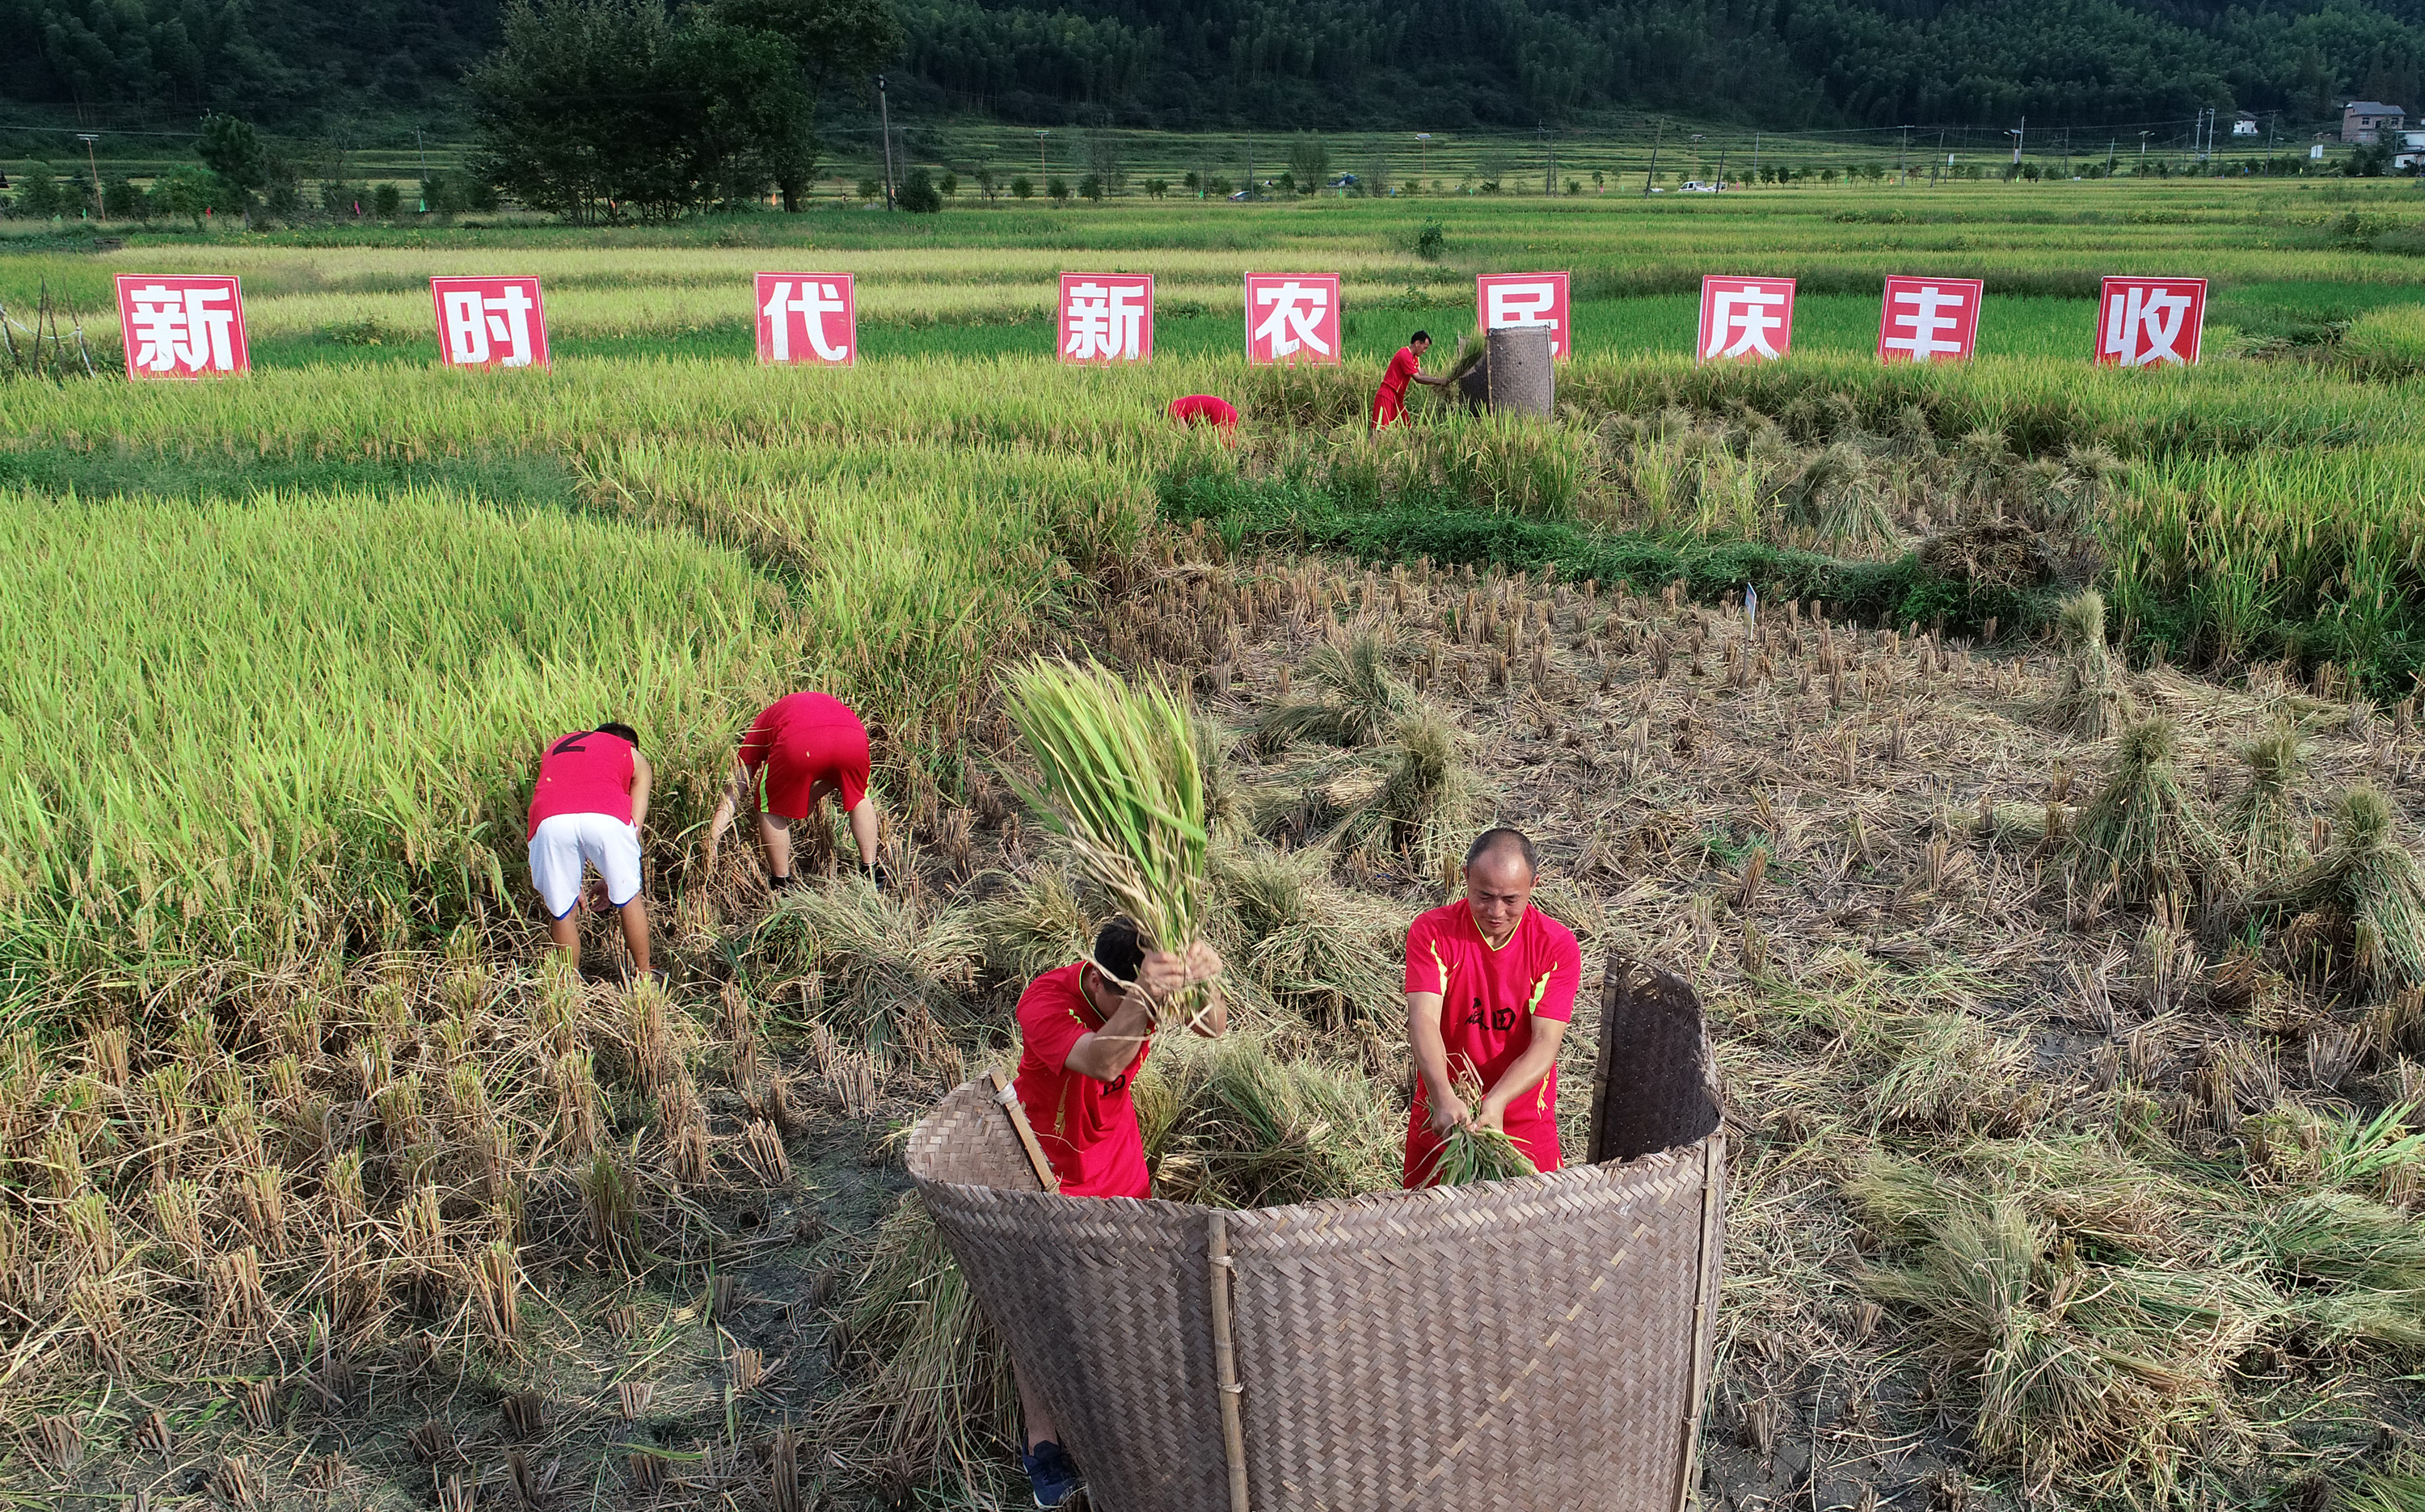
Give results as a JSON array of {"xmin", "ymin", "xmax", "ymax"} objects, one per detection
[
  {"xmin": 1010, "ymin": 916, "xmax": 1226, "ymax": 1507},
  {"xmin": 1403, "ymin": 827, "xmax": 1581, "ymax": 1186},
  {"xmin": 704, "ymin": 690, "xmax": 884, "ymax": 890}
]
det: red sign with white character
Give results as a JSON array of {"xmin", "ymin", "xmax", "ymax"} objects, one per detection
[
  {"xmin": 431, "ymin": 276, "xmax": 550, "ymax": 369},
  {"xmin": 1876, "ymin": 276, "xmax": 1984, "ymax": 364},
  {"xmin": 1698, "ymin": 277, "xmax": 1797, "ymax": 363},
  {"xmin": 2096, "ymin": 277, "xmax": 2205, "ymax": 367},
  {"xmin": 1475, "ymin": 272, "xmax": 1571, "ymax": 359},
  {"xmin": 1244, "ymin": 273, "xmax": 1342, "ymax": 364},
  {"xmin": 1059, "ymin": 273, "xmax": 1153, "ymax": 364},
  {"xmin": 116, "ymin": 275, "xmax": 249, "ymax": 379},
  {"xmin": 757, "ymin": 273, "xmax": 856, "ymax": 366}
]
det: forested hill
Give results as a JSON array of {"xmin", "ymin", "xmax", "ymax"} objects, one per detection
[{"xmin": 3, "ymin": 0, "xmax": 2422, "ymax": 133}]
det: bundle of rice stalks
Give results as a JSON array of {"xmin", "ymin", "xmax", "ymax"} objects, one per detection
[
  {"xmin": 2064, "ymin": 719, "xmax": 2225, "ymax": 908},
  {"xmin": 1250, "ymin": 630, "xmax": 1412, "ymax": 752},
  {"xmin": 1006, "ymin": 659, "xmax": 1208, "ymax": 960},
  {"xmin": 753, "ymin": 880, "xmax": 982, "ymax": 1056},
  {"xmin": 969, "ymin": 864, "xmax": 1095, "ymax": 984},
  {"xmin": 1337, "ymin": 711, "xmax": 1475, "ymax": 870},
  {"xmin": 1850, "ymin": 1165, "xmax": 2265, "ymax": 1502},
  {"xmin": 1423, "ymin": 1073, "xmax": 1537, "ymax": 1187},
  {"xmin": 829, "ymin": 1193, "xmax": 1015, "ymax": 1492},
  {"xmin": 1153, "ymin": 1033, "xmax": 1396, "ymax": 1208},
  {"xmin": 2246, "ymin": 785, "xmax": 2425, "ymax": 992},
  {"xmin": 2224, "ymin": 721, "xmax": 2309, "ymax": 880},
  {"xmin": 2036, "ymin": 589, "xmax": 2138, "ymax": 739},
  {"xmin": 1192, "ymin": 711, "xmax": 1246, "ymax": 840},
  {"xmin": 1209, "ymin": 845, "xmax": 1399, "ymax": 1027}
]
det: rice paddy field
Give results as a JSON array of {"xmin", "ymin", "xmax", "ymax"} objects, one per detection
[{"xmin": 5, "ymin": 179, "xmax": 2425, "ymax": 1509}]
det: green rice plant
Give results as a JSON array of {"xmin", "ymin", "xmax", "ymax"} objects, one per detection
[
  {"xmin": 2339, "ymin": 303, "xmax": 2425, "ymax": 381},
  {"xmin": 1004, "ymin": 659, "xmax": 1208, "ymax": 959},
  {"xmin": 752, "ymin": 880, "xmax": 982, "ymax": 1055},
  {"xmin": 2224, "ymin": 720, "xmax": 2310, "ymax": 880},
  {"xmin": 2064, "ymin": 718, "xmax": 2225, "ymax": 908},
  {"xmin": 2036, "ymin": 589, "xmax": 2137, "ymax": 739},
  {"xmin": 1866, "ymin": 1013, "xmax": 2028, "ymax": 1131},
  {"xmin": 831, "ymin": 1192, "xmax": 1015, "ymax": 1493},
  {"xmin": 2243, "ymin": 1190, "xmax": 2425, "ymax": 1348},
  {"xmin": 1249, "ymin": 630, "xmax": 1412, "ymax": 751},
  {"xmin": 1153, "ymin": 1032, "xmax": 1396, "ymax": 1208},
  {"xmin": 2246, "ymin": 785, "xmax": 2425, "ymax": 992},
  {"xmin": 2338, "ymin": 1455, "xmax": 2425, "ymax": 1512},
  {"xmin": 1425, "ymin": 1073, "xmax": 1538, "ymax": 1187}
]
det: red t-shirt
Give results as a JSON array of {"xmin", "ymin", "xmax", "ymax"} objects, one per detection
[
  {"xmin": 1013, "ymin": 962, "xmax": 1152, "ymax": 1198},
  {"xmin": 1404, "ymin": 899, "xmax": 1581, "ymax": 1131},
  {"xmin": 1169, "ymin": 394, "xmax": 1239, "ymax": 429},
  {"xmin": 736, "ymin": 692, "xmax": 871, "ymax": 819},
  {"xmin": 1378, "ymin": 346, "xmax": 1422, "ymax": 404},
  {"xmin": 525, "ymin": 730, "xmax": 636, "ymax": 840}
]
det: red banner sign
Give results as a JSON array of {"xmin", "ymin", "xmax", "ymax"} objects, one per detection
[
  {"xmin": 116, "ymin": 275, "xmax": 249, "ymax": 379},
  {"xmin": 1058, "ymin": 273, "xmax": 1153, "ymax": 364},
  {"xmin": 756, "ymin": 273, "xmax": 857, "ymax": 365},
  {"xmin": 1475, "ymin": 272, "xmax": 1571, "ymax": 359},
  {"xmin": 1698, "ymin": 276, "xmax": 1797, "ymax": 363},
  {"xmin": 2096, "ymin": 276, "xmax": 2206, "ymax": 367},
  {"xmin": 1876, "ymin": 276, "xmax": 1984, "ymax": 364},
  {"xmin": 431, "ymin": 276, "xmax": 550, "ymax": 369},
  {"xmin": 1244, "ymin": 273, "xmax": 1342, "ymax": 364}
]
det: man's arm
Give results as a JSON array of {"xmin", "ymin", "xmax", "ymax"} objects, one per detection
[
  {"xmin": 1406, "ymin": 990, "xmax": 1467, "ymax": 1134},
  {"xmin": 1474, "ymin": 1015, "xmax": 1570, "ymax": 1132},
  {"xmin": 628, "ymin": 750, "xmax": 653, "ymax": 835},
  {"xmin": 1411, "ymin": 369, "xmax": 1450, "ymax": 388},
  {"xmin": 702, "ymin": 755, "xmax": 754, "ymax": 869},
  {"xmin": 1067, "ymin": 945, "xmax": 1225, "ymax": 1076}
]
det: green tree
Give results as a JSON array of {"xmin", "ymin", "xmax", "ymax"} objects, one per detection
[
  {"xmin": 1047, "ymin": 175, "xmax": 1068, "ymax": 204},
  {"xmin": 198, "ymin": 114, "xmax": 267, "ymax": 224},
  {"xmin": 372, "ymin": 182, "xmax": 403, "ymax": 217},
  {"xmin": 938, "ymin": 170, "xmax": 958, "ymax": 196},
  {"xmin": 1011, "ymin": 175, "xmax": 1033, "ymax": 199},
  {"xmin": 1078, "ymin": 171, "xmax": 1103, "ymax": 201},
  {"xmin": 898, "ymin": 166, "xmax": 942, "ymax": 211},
  {"xmin": 468, "ymin": 0, "xmax": 686, "ymax": 224},
  {"xmin": 13, "ymin": 163, "xmax": 61, "ymax": 217},
  {"xmin": 154, "ymin": 164, "xmax": 221, "ymax": 228},
  {"xmin": 102, "ymin": 174, "xmax": 143, "ymax": 219},
  {"xmin": 702, "ymin": 0, "xmax": 901, "ymax": 209}
]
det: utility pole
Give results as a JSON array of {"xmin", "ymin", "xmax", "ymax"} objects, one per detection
[
  {"xmin": 415, "ymin": 127, "xmax": 430, "ymax": 211},
  {"xmin": 1750, "ymin": 132, "xmax": 1761, "ymax": 184},
  {"xmin": 2107, "ymin": 137, "xmax": 2117, "ymax": 175},
  {"xmin": 76, "ymin": 133, "xmax": 100, "ymax": 215},
  {"xmin": 1714, "ymin": 147, "xmax": 1726, "ymax": 189},
  {"xmin": 1643, "ymin": 117, "xmax": 1664, "ymax": 195},
  {"xmin": 1898, "ymin": 125, "xmax": 1908, "ymax": 185},
  {"xmin": 2011, "ymin": 116, "xmax": 2026, "ymax": 166},
  {"xmin": 1933, "ymin": 127, "xmax": 1945, "ymax": 187},
  {"xmin": 1245, "ymin": 136, "xmax": 1254, "ymax": 199},
  {"xmin": 1541, "ymin": 124, "xmax": 1552, "ymax": 194},
  {"xmin": 877, "ymin": 75, "xmax": 896, "ymax": 208}
]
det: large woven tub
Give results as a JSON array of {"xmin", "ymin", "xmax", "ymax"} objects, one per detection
[{"xmin": 905, "ymin": 956, "xmax": 1727, "ymax": 1512}]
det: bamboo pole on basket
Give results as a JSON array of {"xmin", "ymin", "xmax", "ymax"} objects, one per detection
[
  {"xmin": 1672, "ymin": 1133, "xmax": 1724, "ymax": 1512},
  {"xmin": 989, "ymin": 1065, "xmax": 1061, "ymax": 1194},
  {"xmin": 1208, "ymin": 1211, "xmax": 1250, "ymax": 1512}
]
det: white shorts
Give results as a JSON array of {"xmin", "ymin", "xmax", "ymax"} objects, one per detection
[{"xmin": 528, "ymin": 812, "xmax": 643, "ymax": 919}]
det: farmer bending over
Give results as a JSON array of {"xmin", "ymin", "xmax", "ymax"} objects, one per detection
[
  {"xmin": 1403, "ymin": 827, "xmax": 1581, "ymax": 1186},
  {"xmin": 705, "ymin": 691, "xmax": 881, "ymax": 890},
  {"xmin": 526, "ymin": 722, "xmax": 654, "ymax": 979},
  {"xmin": 1369, "ymin": 328, "xmax": 1449, "ymax": 430},
  {"xmin": 1010, "ymin": 916, "xmax": 1226, "ymax": 1508},
  {"xmin": 1167, "ymin": 393, "xmax": 1239, "ymax": 432}
]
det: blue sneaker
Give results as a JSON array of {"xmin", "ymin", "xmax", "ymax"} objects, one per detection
[{"xmin": 1022, "ymin": 1440, "xmax": 1083, "ymax": 1509}]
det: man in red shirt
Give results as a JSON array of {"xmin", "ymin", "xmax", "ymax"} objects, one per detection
[
  {"xmin": 1370, "ymin": 329, "xmax": 1448, "ymax": 430},
  {"xmin": 1010, "ymin": 917, "xmax": 1226, "ymax": 1507},
  {"xmin": 704, "ymin": 691, "xmax": 882, "ymax": 889},
  {"xmin": 525, "ymin": 722, "xmax": 654, "ymax": 978},
  {"xmin": 1402, "ymin": 827, "xmax": 1582, "ymax": 1186},
  {"xmin": 1167, "ymin": 393, "xmax": 1240, "ymax": 432}
]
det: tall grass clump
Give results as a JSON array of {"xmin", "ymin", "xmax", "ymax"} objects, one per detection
[
  {"xmin": 2037, "ymin": 589, "xmax": 2136, "ymax": 739},
  {"xmin": 1208, "ymin": 844, "xmax": 1398, "ymax": 1026},
  {"xmin": 1004, "ymin": 659, "xmax": 1208, "ymax": 962},
  {"xmin": 2247, "ymin": 785, "xmax": 2425, "ymax": 992},
  {"xmin": 1250, "ymin": 630, "xmax": 1411, "ymax": 751},
  {"xmin": 1150, "ymin": 1032, "xmax": 1396, "ymax": 1207},
  {"xmin": 2065, "ymin": 718, "xmax": 2225, "ymax": 908},
  {"xmin": 752, "ymin": 880, "xmax": 983, "ymax": 1056},
  {"xmin": 2224, "ymin": 721, "xmax": 2309, "ymax": 880}
]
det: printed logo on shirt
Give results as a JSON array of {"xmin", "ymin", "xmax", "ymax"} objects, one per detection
[{"xmin": 1464, "ymin": 996, "xmax": 1518, "ymax": 1032}]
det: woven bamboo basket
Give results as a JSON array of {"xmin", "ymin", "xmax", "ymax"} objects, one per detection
[{"xmin": 906, "ymin": 955, "xmax": 1726, "ymax": 1512}]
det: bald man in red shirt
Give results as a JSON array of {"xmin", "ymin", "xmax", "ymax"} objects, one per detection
[
  {"xmin": 1402, "ymin": 826, "xmax": 1583, "ymax": 1185},
  {"xmin": 1370, "ymin": 329, "xmax": 1449, "ymax": 430}
]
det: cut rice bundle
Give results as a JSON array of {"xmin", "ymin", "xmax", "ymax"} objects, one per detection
[
  {"xmin": 1424, "ymin": 1071, "xmax": 1538, "ymax": 1187},
  {"xmin": 1005, "ymin": 658, "xmax": 1210, "ymax": 968}
]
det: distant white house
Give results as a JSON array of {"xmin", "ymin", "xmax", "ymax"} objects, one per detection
[
  {"xmin": 2396, "ymin": 128, "xmax": 2425, "ymax": 171},
  {"xmin": 2232, "ymin": 112, "xmax": 2259, "ymax": 137},
  {"xmin": 2343, "ymin": 100, "xmax": 2406, "ymax": 144}
]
